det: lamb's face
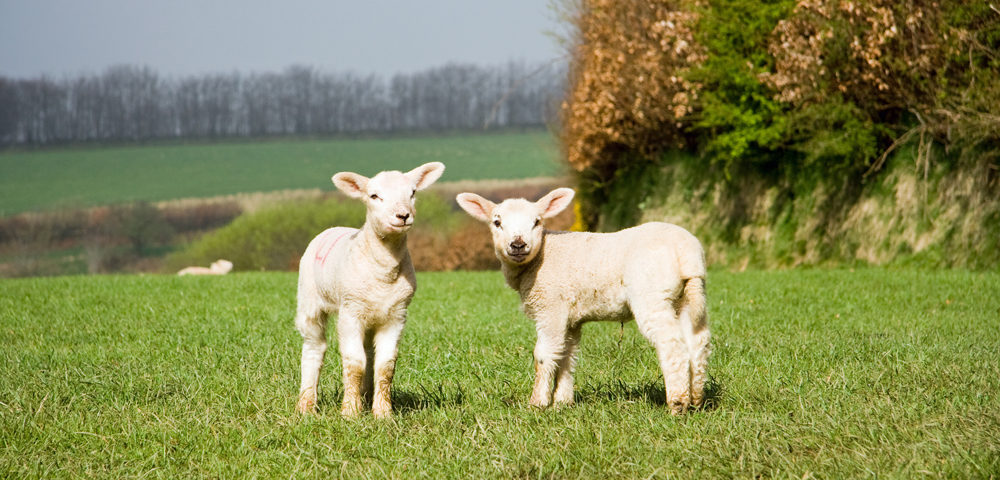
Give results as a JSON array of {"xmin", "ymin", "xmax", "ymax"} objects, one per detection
[
  {"xmin": 332, "ymin": 162, "xmax": 445, "ymax": 238},
  {"xmin": 364, "ymin": 171, "xmax": 419, "ymax": 237},
  {"xmin": 490, "ymin": 199, "xmax": 544, "ymax": 264},
  {"xmin": 456, "ymin": 188, "xmax": 575, "ymax": 266}
]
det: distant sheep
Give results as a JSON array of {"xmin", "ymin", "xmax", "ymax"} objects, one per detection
[
  {"xmin": 177, "ymin": 259, "xmax": 233, "ymax": 276},
  {"xmin": 295, "ymin": 162, "xmax": 445, "ymax": 418},
  {"xmin": 456, "ymin": 188, "xmax": 710, "ymax": 414}
]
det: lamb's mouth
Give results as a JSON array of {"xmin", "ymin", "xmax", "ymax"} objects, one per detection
[
  {"xmin": 382, "ymin": 223, "xmax": 411, "ymax": 235},
  {"xmin": 389, "ymin": 221, "xmax": 412, "ymax": 230},
  {"xmin": 506, "ymin": 251, "xmax": 529, "ymax": 262}
]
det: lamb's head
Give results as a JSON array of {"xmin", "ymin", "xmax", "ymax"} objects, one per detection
[
  {"xmin": 210, "ymin": 259, "xmax": 233, "ymax": 274},
  {"xmin": 333, "ymin": 162, "xmax": 445, "ymax": 238},
  {"xmin": 456, "ymin": 188, "xmax": 574, "ymax": 265}
]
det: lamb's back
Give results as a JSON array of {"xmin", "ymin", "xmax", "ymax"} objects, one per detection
[{"xmin": 539, "ymin": 222, "xmax": 704, "ymax": 287}]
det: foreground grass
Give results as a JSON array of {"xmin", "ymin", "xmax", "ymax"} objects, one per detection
[
  {"xmin": 1, "ymin": 269, "xmax": 998, "ymax": 478},
  {"xmin": 0, "ymin": 131, "xmax": 561, "ymax": 215}
]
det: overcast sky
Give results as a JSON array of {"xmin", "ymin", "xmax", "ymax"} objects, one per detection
[{"xmin": 0, "ymin": 0, "xmax": 568, "ymax": 78}]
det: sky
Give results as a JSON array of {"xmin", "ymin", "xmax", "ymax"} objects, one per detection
[{"xmin": 0, "ymin": 0, "xmax": 568, "ymax": 78}]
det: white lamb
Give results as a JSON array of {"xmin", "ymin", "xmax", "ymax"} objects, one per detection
[
  {"xmin": 177, "ymin": 259, "xmax": 233, "ymax": 276},
  {"xmin": 295, "ymin": 162, "xmax": 445, "ymax": 418},
  {"xmin": 456, "ymin": 188, "xmax": 709, "ymax": 414}
]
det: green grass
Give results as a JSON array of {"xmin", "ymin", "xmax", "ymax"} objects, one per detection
[
  {"xmin": 0, "ymin": 131, "xmax": 562, "ymax": 215},
  {"xmin": 1, "ymin": 269, "xmax": 998, "ymax": 478}
]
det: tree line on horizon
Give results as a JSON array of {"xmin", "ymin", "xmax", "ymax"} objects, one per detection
[{"xmin": 0, "ymin": 61, "xmax": 565, "ymax": 146}]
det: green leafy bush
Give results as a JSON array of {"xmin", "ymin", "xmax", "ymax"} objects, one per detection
[
  {"xmin": 164, "ymin": 193, "xmax": 503, "ymax": 273},
  {"xmin": 166, "ymin": 196, "xmax": 365, "ymax": 272}
]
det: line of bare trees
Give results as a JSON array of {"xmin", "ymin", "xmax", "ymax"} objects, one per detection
[{"xmin": 0, "ymin": 61, "xmax": 566, "ymax": 146}]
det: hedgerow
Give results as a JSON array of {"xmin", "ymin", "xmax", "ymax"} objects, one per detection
[{"xmin": 560, "ymin": 0, "xmax": 1000, "ymax": 267}]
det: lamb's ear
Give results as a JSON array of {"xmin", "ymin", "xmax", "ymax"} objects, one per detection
[
  {"xmin": 332, "ymin": 172, "xmax": 369, "ymax": 199},
  {"xmin": 406, "ymin": 162, "xmax": 446, "ymax": 191},
  {"xmin": 535, "ymin": 188, "xmax": 575, "ymax": 219},
  {"xmin": 455, "ymin": 193, "xmax": 496, "ymax": 223}
]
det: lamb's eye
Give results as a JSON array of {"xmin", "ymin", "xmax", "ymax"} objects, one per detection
[
  {"xmin": 411, "ymin": 190, "xmax": 416, "ymax": 198},
  {"xmin": 533, "ymin": 218, "xmax": 541, "ymax": 228},
  {"xmin": 493, "ymin": 219, "xmax": 501, "ymax": 228},
  {"xmin": 369, "ymin": 193, "xmax": 380, "ymax": 200}
]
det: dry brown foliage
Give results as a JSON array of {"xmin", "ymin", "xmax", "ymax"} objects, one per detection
[{"xmin": 560, "ymin": 0, "xmax": 706, "ymax": 175}]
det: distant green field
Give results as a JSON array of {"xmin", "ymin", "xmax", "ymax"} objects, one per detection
[
  {"xmin": 0, "ymin": 131, "xmax": 563, "ymax": 215},
  {"xmin": 1, "ymin": 269, "xmax": 997, "ymax": 478}
]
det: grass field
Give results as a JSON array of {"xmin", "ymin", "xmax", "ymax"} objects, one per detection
[
  {"xmin": 0, "ymin": 131, "xmax": 562, "ymax": 215},
  {"xmin": 2, "ymin": 269, "xmax": 998, "ymax": 478}
]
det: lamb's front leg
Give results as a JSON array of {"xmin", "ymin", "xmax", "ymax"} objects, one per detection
[
  {"xmin": 552, "ymin": 325, "xmax": 582, "ymax": 405},
  {"xmin": 370, "ymin": 321, "xmax": 404, "ymax": 418},
  {"xmin": 529, "ymin": 319, "xmax": 568, "ymax": 408},
  {"xmin": 336, "ymin": 311, "xmax": 367, "ymax": 418}
]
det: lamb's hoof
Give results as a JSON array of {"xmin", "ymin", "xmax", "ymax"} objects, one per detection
[
  {"xmin": 668, "ymin": 399, "xmax": 690, "ymax": 415},
  {"xmin": 528, "ymin": 397, "xmax": 552, "ymax": 410},
  {"xmin": 372, "ymin": 406, "xmax": 393, "ymax": 419},
  {"xmin": 296, "ymin": 391, "xmax": 317, "ymax": 414},
  {"xmin": 340, "ymin": 402, "xmax": 364, "ymax": 418},
  {"xmin": 340, "ymin": 408, "xmax": 362, "ymax": 418},
  {"xmin": 552, "ymin": 394, "xmax": 575, "ymax": 406}
]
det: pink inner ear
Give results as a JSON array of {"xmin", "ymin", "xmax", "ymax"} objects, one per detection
[
  {"xmin": 469, "ymin": 200, "xmax": 489, "ymax": 218},
  {"xmin": 544, "ymin": 194, "xmax": 571, "ymax": 216},
  {"xmin": 411, "ymin": 162, "xmax": 444, "ymax": 190},
  {"xmin": 335, "ymin": 174, "xmax": 367, "ymax": 196},
  {"xmin": 458, "ymin": 194, "xmax": 492, "ymax": 221}
]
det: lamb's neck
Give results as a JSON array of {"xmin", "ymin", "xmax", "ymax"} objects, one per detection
[
  {"xmin": 358, "ymin": 224, "xmax": 409, "ymax": 282},
  {"xmin": 501, "ymin": 253, "xmax": 541, "ymax": 293}
]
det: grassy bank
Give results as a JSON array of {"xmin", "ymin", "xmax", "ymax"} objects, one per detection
[
  {"xmin": 1, "ymin": 269, "xmax": 997, "ymax": 477},
  {"xmin": 586, "ymin": 146, "xmax": 1000, "ymax": 270},
  {"xmin": 0, "ymin": 131, "xmax": 562, "ymax": 215}
]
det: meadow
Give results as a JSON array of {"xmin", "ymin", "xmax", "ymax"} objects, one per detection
[
  {"xmin": 0, "ymin": 131, "xmax": 562, "ymax": 215},
  {"xmin": 1, "ymin": 269, "xmax": 998, "ymax": 478}
]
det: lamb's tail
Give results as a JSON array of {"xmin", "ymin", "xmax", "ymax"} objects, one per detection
[{"xmin": 679, "ymin": 276, "xmax": 710, "ymax": 407}]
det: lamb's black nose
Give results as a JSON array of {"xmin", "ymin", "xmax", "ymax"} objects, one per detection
[
  {"xmin": 396, "ymin": 213, "xmax": 410, "ymax": 222},
  {"xmin": 510, "ymin": 238, "xmax": 527, "ymax": 251}
]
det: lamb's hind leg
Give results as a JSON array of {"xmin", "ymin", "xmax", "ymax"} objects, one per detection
[
  {"xmin": 680, "ymin": 277, "xmax": 710, "ymax": 408},
  {"xmin": 295, "ymin": 306, "xmax": 328, "ymax": 414},
  {"xmin": 634, "ymin": 297, "xmax": 691, "ymax": 415}
]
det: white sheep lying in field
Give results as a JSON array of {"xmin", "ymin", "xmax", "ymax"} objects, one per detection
[
  {"xmin": 295, "ymin": 162, "xmax": 445, "ymax": 418},
  {"xmin": 456, "ymin": 188, "xmax": 709, "ymax": 414},
  {"xmin": 177, "ymin": 259, "xmax": 233, "ymax": 276}
]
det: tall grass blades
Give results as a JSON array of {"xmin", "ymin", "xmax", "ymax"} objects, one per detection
[{"xmin": 1, "ymin": 269, "xmax": 998, "ymax": 478}]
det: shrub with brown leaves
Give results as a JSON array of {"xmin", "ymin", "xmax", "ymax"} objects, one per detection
[{"xmin": 560, "ymin": 0, "xmax": 706, "ymax": 177}]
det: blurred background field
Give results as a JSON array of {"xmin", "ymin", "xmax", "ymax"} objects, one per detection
[
  {"xmin": 4, "ymin": 0, "xmax": 998, "ymax": 277},
  {"xmin": 0, "ymin": 131, "xmax": 561, "ymax": 215},
  {"xmin": 0, "ymin": 131, "xmax": 569, "ymax": 277}
]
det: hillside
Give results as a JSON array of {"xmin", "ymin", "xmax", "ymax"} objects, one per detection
[{"xmin": 0, "ymin": 131, "xmax": 562, "ymax": 215}]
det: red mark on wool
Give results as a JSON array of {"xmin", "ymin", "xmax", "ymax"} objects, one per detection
[{"xmin": 315, "ymin": 228, "xmax": 353, "ymax": 267}]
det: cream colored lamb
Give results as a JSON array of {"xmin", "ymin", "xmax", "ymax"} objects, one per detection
[
  {"xmin": 295, "ymin": 162, "xmax": 445, "ymax": 418},
  {"xmin": 177, "ymin": 259, "xmax": 233, "ymax": 276},
  {"xmin": 456, "ymin": 188, "xmax": 709, "ymax": 414}
]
